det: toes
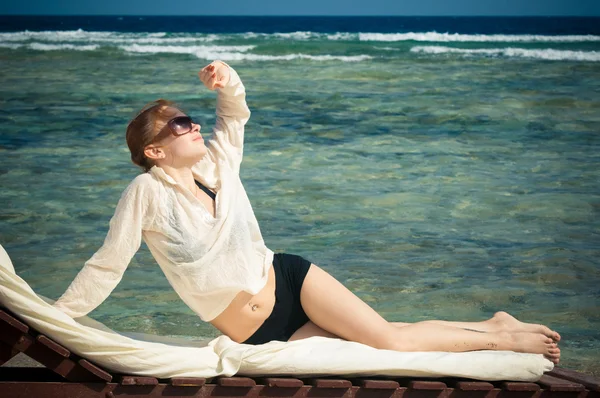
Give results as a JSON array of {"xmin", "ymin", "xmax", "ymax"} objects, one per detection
[
  {"xmin": 540, "ymin": 325, "xmax": 559, "ymax": 340},
  {"xmin": 544, "ymin": 354, "xmax": 560, "ymax": 363}
]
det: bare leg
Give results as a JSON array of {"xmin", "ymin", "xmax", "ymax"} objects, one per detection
[
  {"xmin": 291, "ymin": 320, "xmax": 560, "ymax": 364},
  {"xmin": 386, "ymin": 322, "xmax": 560, "ymax": 363},
  {"xmin": 295, "ymin": 264, "xmax": 561, "ymax": 364},
  {"xmin": 391, "ymin": 311, "xmax": 561, "ymax": 342}
]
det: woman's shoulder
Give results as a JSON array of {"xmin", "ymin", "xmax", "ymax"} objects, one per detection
[
  {"xmin": 131, "ymin": 171, "xmax": 156, "ymax": 185},
  {"xmin": 121, "ymin": 171, "xmax": 161, "ymax": 199}
]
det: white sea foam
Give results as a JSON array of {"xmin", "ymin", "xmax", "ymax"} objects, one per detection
[
  {"xmin": 107, "ymin": 36, "xmax": 214, "ymax": 44},
  {"xmin": 410, "ymin": 46, "xmax": 600, "ymax": 61},
  {"xmin": 359, "ymin": 32, "xmax": 600, "ymax": 42},
  {"xmin": 120, "ymin": 44, "xmax": 255, "ymax": 54},
  {"xmin": 0, "ymin": 29, "xmax": 114, "ymax": 42},
  {"xmin": 192, "ymin": 51, "xmax": 372, "ymax": 62},
  {"xmin": 326, "ymin": 32, "xmax": 354, "ymax": 41},
  {"xmin": 272, "ymin": 31, "xmax": 315, "ymax": 40},
  {"xmin": 2, "ymin": 29, "xmax": 599, "ymax": 45},
  {"xmin": 118, "ymin": 43, "xmax": 370, "ymax": 61},
  {"xmin": 373, "ymin": 46, "xmax": 401, "ymax": 51},
  {"xmin": 238, "ymin": 31, "xmax": 600, "ymax": 43},
  {"xmin": 28, "ymin": 43, "xmax": 99, "ymax": 51},
  {"xmin": 0, "ymin": 29, "xmax": 217, "ymax": 44},
  {"xmin": 0, "ymin": 43, "xmax": 22, "ymax": 49}
]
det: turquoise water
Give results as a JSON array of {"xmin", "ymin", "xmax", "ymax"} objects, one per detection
[{"xmin": 0, "ymin": 29, "xmax": 599, "ymax": 376}]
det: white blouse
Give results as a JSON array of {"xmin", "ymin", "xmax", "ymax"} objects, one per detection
[{"xmin": 52, "ymin": 65, "xmax": 275, "ymax": 322}]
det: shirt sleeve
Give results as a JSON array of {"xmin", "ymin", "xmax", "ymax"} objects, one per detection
[
  {"xmin": 52, "ymin": 178, "xmax": 155, "ymax": 318},
  {"xmin": 204, "ymin": 63, "xmax": 251, "ymax": 175}
]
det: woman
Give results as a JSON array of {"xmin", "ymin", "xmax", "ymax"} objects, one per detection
[{"xmin": 53, "ymin": 60, "xmax": 561, "ymax": 364}]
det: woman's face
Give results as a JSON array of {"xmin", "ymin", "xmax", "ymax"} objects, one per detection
[{"xmin": 148, "ymin": 108, "xmax": 207, "ymax": 168}]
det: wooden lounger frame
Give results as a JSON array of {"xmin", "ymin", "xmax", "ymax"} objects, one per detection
[{"xmin": 1, "ymin": 306, "xmax": 598, "ymax": 398}]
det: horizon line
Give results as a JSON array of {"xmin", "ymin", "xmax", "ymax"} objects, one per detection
[{"xmin": 1, "ymin": 14, "xmax": 600, "ymax": 18}]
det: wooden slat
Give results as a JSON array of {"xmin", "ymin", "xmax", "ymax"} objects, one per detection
[
  {"xmin": 261, "ymin": 377, "xmax": 304, "ymax": 388},
  {"xmin": 309, "ymin": 378, "xmax": 353, "ymax": 388},
  {"xmin": 118, "ymin": 375, "xmax": 159, "ymax": 385},
  {"xmin": 36, "ymin": 335, "xmax": 70, "ymax": 358},
  {"xmin": 501, "ymin": 382, "xmax": 541, "ymax": 392},
  {"xmin": 0, "ymin": 310, "xmax": 29, "ymax": 334},
  {"xmin": 6, "ymin": 333, "xmax": 35, "ymax": 354},
  {"xmin": 0, "ymin": 307, "xmax": 113, "ymax": 383},
  {"xmin": 217, "ymin": 376, "xmax": 257, "ymax": 387},
  {"xmin": 0, "ymin": 318, "xmax": 35, "ymax": 352},
  {"xmin": 548, "ymin": 368, "xmax": 600, "ymax": 392},
  {"xmin": 537, "ymin": 374, "xmax": 585, "ymax": 392},
  {"xmin": 17, "ymin": 340, "xmax": 107, "ymax": 382},
  {"xmin": 77, "ymin": 358, "xmax": 113, "ymax": 382},
  {"xmin": 409, "ymin": 381, "xmax": 447, "ymax": 390},
  {"xmin": 454, "ymin": 381, "xmax": 495, "ymax": 391},
  {"xmin": 357, "ymin": 379, "xmax": 400, "ymax": 389},
  {"xmin": 169, "ymin": 377, "xmax": 207, "ymax": 387}
]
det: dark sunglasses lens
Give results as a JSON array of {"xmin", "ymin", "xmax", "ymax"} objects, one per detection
[{"xmin": 170, "ymin": 117, "xmax": 193, "ymax": 135}]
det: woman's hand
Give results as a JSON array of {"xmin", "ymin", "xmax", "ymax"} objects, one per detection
[{"xmin": 198, "ymin": 60, "xmax": 230, "ymax": 90}]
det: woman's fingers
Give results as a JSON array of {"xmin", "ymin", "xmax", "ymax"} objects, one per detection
[
  {"xmin": 198, "ymin": 64, "xmax": 214, "ymax": 81},
  {"xmin": 198, "ymin": 61, "xmax": 228, "ymax": 90},
  {"xmin": 209, "ymin": 72, "xmax": 218, "ymax": 89},
  {"xmin": 198, "ymin": 70, "xmax": 215, "ymax": 89}
]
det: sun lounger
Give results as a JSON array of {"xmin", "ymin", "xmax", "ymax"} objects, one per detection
[
  {"xmin": 1, "ymin": 305, "xmax": 599, "ymax": 398},
  {"xmin": 3, "ymin": 243, "xmax": 597, "ymax": 397}
]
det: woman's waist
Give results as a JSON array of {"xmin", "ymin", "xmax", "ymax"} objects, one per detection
[{"xmin": 209, "ymin": 261, "xmax": 276, "ymax": 343}]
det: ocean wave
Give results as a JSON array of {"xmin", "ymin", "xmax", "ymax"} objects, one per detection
[
  {"xmin": 0, "ymin": 29, "xmax": 217, "ymax": 44},
  {"xmin": 373, "ymin": 46, "xmax": 402, "ymax": 51},
  {"xmin": 120, "ymin": 44, "xmax": 255, "ymax": 54},
  {"xmin": 0, "ymin": 29, "xmax": 114, "ymax": 42},
  {"xmin": 0, "ymin": 37, "xmax": 372, "ymax": 61},
  {"xmin": 29, "ymin": 43, "xmax": 99, "ymax": 51},
  {"xmin": 359, "ymin": 32, "xmax": 600, "ymax": 42},
  {"xmin": 0, "ymin": 43, "xmax": 22, "ymax": 49},
  {"xmin": 119, "ymin": 43, "xmax": 370, "ymax": 61},
  {"xmin": 2, "ymin": 29, "xmax": 599, "ymax": 45},
  {"xmin": 233, "ymin": 31, "xmax": 600, "ymax": 43},
  {"xmin": 410, "ymin": 46, "xmax": 600, "ymax": 61},
  {"xmin": 191, "ymin": 52, "xmax": 372, "ymax": 62},
  {"xmin": 272, "ymin": 31, "xmax": 314, "ymax": 40}
]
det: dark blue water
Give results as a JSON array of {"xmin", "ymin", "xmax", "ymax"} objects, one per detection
[{"xmin": 1, "ymin": 15, "xmax": 600, "ymax": 35}]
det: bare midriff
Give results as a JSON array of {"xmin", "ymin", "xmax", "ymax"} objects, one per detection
[{"xmin": 209, "ymin": 263, "xmax": 276, "ymax": 343}]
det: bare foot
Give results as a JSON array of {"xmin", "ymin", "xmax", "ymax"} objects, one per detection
[
  {"xmin": 503, "ymin": 332, "xmax": 561, "ymax": 364},
  {"xmin": 548, "ymin": 342, "xmax": 561, "ymax": 365},
  {"xmin": 491, "ymin": 311, "xmax": 561, "ymax": 342}
]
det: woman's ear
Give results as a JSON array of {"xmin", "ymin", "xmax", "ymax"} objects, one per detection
[{"xmin": 144, "ymin": 145, "xmax": 165, "ymax": 161}]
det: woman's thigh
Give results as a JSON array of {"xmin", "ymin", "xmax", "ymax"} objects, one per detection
[{"xmin": 295, "ymin": 263, "xmax": 397, "ymax": 349}]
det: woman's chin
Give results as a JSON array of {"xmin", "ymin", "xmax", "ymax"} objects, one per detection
[{"xmin": 193, "ymin": 149, "xmax": 209, "ymax": 163}]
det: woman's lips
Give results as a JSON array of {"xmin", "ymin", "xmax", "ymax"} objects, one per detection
[{"xmin": 193, "ymin": 136, "xmax": 203, "ymax": 141}]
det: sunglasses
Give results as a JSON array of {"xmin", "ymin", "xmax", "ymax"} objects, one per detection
[{"xmin": 150, "ymin": 116, "xmax": 197, "ymax": 144}]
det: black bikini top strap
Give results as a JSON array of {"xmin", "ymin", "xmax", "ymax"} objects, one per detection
[{"xmin": 194, "ymin": 180, "xmax": 216, "ymax": 201}]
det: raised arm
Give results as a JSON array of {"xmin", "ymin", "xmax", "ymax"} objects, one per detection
[
  {"xmin": 197, "ymin": 61, "xmax": 250, "ymax": 175},
  {"xmin": 52, "ymin": 177, "xmax": 155, "ymax": 318}
]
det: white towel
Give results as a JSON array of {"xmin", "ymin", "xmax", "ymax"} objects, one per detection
[{"xmin": 0, "ymin": 244, "xmax": 553, "ymax": 381}]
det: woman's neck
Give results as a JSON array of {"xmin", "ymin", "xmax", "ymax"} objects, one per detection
[{"xmin": 158, "ymin": 164, "xmax": 196, "ymax": 193}]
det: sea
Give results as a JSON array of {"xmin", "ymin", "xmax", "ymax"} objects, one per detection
[{"xmin": 0, "ymin": 16, "xmax": 599, "ymax": 375}]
